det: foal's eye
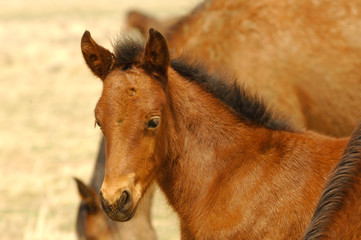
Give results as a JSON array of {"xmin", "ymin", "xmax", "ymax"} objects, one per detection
[
  {"xmin": 95, "ymin": 120, "xmax": 102, "ymax": 129},
  {"xmin": 146, "ymin": 117, "xmax": 160, "ymax": 129}
]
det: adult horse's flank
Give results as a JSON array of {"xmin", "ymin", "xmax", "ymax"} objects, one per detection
[
  {"xmin": 302, "ymin": 124, "xmax": 361, "ymax": 239},
  {"xmin": 81, "ymin": 29, "xmax": 350, "ymax": 239},
  {"xmin": 127, "ymin": 0, "xmax": 361, "ymax": 138}
]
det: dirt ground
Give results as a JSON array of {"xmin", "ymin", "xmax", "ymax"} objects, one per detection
[{"xmin": 0, "ymin": 1, "xmax": 200, "ymax": 239}]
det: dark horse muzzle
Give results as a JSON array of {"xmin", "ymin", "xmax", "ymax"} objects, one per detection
[{"xmin": 99, "ymin": 190, "xmax": 136, "ymax": 222}]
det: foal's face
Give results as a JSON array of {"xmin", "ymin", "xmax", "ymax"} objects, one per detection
[
  {"xmin": 81, "ymin": 28, "xmax": 169, "ymax": 221},
  {"xmin": 95, "ymin": 67, "xmax": 166, "ymax": 221}
]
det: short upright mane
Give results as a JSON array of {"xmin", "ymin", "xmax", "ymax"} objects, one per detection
[
  {"xmin": 112, "ymin": 35, "xmax": 144, "ymax": 69},
  {"xmin": 112, "ymin": 36, "xmax": 294, "ymax": 132}
]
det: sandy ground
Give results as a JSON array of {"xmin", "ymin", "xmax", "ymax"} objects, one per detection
[{"xmin": 0, "ymin": 1, "xmax": 200, "ymax": 239}]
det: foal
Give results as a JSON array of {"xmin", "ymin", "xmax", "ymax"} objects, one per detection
[{"xmin": 81, "ymin": 29, "xmax": 350, "ymax": 239}]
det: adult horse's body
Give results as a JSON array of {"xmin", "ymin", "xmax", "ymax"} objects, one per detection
[
  {"xmin": 80, "ymin": 29, "xmax": 357, "ymax": 239},
  {"xmin": 302, "ymin": 124, "xmax": 361, "ymax": 239},
  {"xmin": 127, "ymin": 0, "xmax": 361, "ymax": 137}
]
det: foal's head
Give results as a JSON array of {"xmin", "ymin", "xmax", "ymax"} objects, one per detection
[{"xmin": 81, "ymin": 29, "xmax": 169, "ymax": 221}]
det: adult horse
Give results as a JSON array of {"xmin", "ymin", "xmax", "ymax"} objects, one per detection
[
  {"xmin": 127, "ymin": 0, "xmax": 361, "ymax": 137},
  {"xmin": 302, "ymin": 124, "xmax": 361, "ymax": 239},
  {"xmin": 80, "ymin": 28, "xmax": 358, "ymax": 239}
]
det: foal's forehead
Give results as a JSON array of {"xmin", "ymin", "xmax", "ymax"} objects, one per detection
[
  {"xmin": 103, "ymin": 68, "xmax": 158, "ymax": 91},
  {"xmin": 104, "ymin": 68, "xmax": 139, "ymax": 90},
  {"xmin": 97, "ymin": 67, "xmax": 165, "ymax": 111}
]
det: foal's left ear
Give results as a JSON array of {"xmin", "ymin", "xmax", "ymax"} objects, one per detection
[
  {"xmin": 81, "ymin": 31, "xmax": 114, "ymax": 80},
  {"xmin": 143, "ymin": 28, "xmax": 169, "ymax": 88}
]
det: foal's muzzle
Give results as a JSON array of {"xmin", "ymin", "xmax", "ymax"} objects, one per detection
[{"xmin": 99, "ymin": 190, "xmax": 135, "ymax": 222}]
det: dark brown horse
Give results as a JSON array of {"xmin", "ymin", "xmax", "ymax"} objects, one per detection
[
  {"xmin": 126, "ymin": 0, "xmax": 361, "ymax": 138},
  {"xmin": 302, "ymin": 124, "xmax": 361, "ymax": 239},
  {"xmin": 80, "ymin": 28, "xmax": 357, "ymax": 239},
  {"xmin": 75, "ymin": 139, "xmax": 156, "ymax": 240},
  {"xmin": 75, "ymin": 176, "xmax": 119, "ymax": 240}
]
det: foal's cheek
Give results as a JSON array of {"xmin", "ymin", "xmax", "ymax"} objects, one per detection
[
  {"xmin": 139, "ymin": 135, "xmax": 156, "ymax": 162},
  {"xmin": 137, "ymin": 136, "xmax": 158, "ymax": 173}
]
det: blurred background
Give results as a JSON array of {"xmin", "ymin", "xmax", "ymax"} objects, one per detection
[{"xmin": 0, "ymin": 0, "xmax": 201, "ymax": 239}]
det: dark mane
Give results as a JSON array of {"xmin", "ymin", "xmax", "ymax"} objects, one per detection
[
  {"xmin": 112, "ymin": 36, "xmax": 144, "ymax": 69},
  {"xmin": 171, "ymin": 58, "xmax": 294, "ymax": 131},
  {"xmin": 112, "ymin": 37, "xmax": 294, "ymax": 132},
  {"xmin": 303, "ymin": 123, "xmax": 361, "ymax": 239}
]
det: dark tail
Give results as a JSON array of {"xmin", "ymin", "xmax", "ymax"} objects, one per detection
[{"xmin": 302, "ymin": 123, "xmax": 361, "ymax": 239}]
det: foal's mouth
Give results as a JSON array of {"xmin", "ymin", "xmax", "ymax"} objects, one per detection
[
  {"xmin": 106, "ymin": 204, "xmax": 137, "ymax": 222},
  {"xmin": 99, "ymin": 190, "xmax": 138, "ymax": 222}
]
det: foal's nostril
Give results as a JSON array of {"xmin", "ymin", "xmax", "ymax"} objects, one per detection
[
  {"xmin": 99, "ymin": 189, "xmax": 136, "ymax": 222},
  {"xmin": 99, "ymin": 189, "xmax": 133, "ymax": 211},
  {"xmin": 120, "ymin": 190, "xmax": 133, "ymax": 211}
]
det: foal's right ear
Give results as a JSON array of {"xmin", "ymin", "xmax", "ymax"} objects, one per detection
[{"xmin": 81, "ymin": 31, "xmax": 114, "ymax": 80}]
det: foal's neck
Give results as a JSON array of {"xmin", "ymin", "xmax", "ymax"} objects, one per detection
[
  {"xmin": 155, "ymin": 69, "xmax": 284, "ymax": 209},
  {"xmin": 154, "ymin": 69, "xmax": 347, "ymax": 239}
]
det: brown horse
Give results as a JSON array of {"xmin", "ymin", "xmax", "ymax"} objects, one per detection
[
  {"xmin": 80, "ymin": 28, "xmax": 356, "ymax": 239},
  {"xmin": 126, "ymin": 0, "xmax": 361, "ymax": 138},
  {"xmin": 75, "ymin": 140, "xmax": 156, "ymax": 240},
  {"xmin": 302, "ymin": 124, "xmax": 361, "ymax": 239},
  {"xmin": 126, "ymin": 10, "xmax": 181, "ymax": 39}
]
